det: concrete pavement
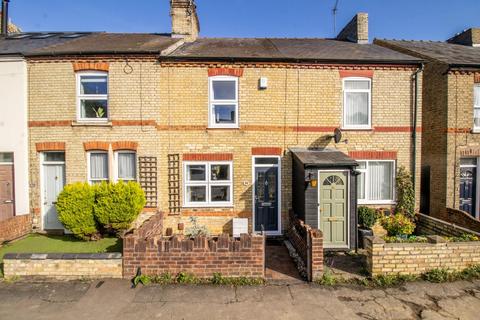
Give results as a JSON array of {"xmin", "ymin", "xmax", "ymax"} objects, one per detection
[{"xmin": 0, "ymin": 279, "xmax": 479, "ymax": 320}]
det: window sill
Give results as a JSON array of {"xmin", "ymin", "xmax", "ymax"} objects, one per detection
[
  {"xmin": 207, "ymin": 127, "xmax": 240, "ymax": 130},
  {"xmin": 358, "ymin": 201, "xmax": 396, "ymax": 205},
  {"xmin": 182, "ymin": 204, "xmax": 234, "ymax": 209},
  {"xmin": 72, "ymin": 121, "xmax": 112, "ymax": 127},
  {"xmin": 341, "ymin": 127, "xmax": 373, "ymax": 131},
  {"xmin": 471, "ymin": 128, "xmax": 480, "ymax": 134}
]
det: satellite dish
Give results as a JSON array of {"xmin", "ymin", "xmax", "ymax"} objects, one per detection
[{"xmin": 333, "ymin": 128, "xmax": 342, "ymax": 144}]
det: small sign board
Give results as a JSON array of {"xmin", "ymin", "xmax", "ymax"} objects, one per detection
[{"xmin": 233, "ymin": 218, "xmax": 249, "ymax": 237}]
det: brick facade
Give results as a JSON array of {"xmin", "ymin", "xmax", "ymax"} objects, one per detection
[
  {"xmin": 0, "ymin": 214, "xmax": 31, "ymax": 243},
  {"xmin": 27, "ymin": 57, "xmax": 422, "ymax": 234}
]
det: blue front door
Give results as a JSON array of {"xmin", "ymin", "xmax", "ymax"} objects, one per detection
[
  {"xmin": 460, "ymin": 166, "xmax": 476, "ymax": 216},
  {"xmin": 254, "ymin": 167, "xmax": 278, "ymax": 232}
]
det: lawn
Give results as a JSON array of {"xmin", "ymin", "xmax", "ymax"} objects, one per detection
[{"xmin": 0, "ymin": 234, "xmax": 122, "ymax": 277}]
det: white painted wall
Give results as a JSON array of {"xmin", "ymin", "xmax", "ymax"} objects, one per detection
[{"xmin": 0, "ymin": 57, "xmax": 29, "ymax": 215}]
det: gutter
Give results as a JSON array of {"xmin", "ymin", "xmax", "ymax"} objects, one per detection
[
  {"xmin": 412, "ymin": 63, "xmax": 424, "ymax": 193},
  {"xmin": 157, "ymin": 55, "xmax": 423, "ymax": 66}
]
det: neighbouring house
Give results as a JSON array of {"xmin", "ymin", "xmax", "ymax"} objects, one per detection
[
  {"xmin": 1, "ymin": 0, "xmax": 422, "ymax": 251},
  {"xmin": 376, "ymin": 29, "xmax": 480, "ymax": 223}
]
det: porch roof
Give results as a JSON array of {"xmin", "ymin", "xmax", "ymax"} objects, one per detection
[{"xmin": 290, "ymin": 148, "xmax": 358, "ymax": 168}]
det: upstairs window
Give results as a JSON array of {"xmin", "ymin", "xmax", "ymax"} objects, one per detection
[
  {"xmin": 343, "ymin": 78, "xmax": 371, "ymax": 129},
  {"xmin": 88, "ymin": 151, "xmax": 109, "ymax": 184},
  {"xmin": 474, "ymin": 84, "xmax": 480, "ymax": 131},
  {"xmin": 184, "ymin": 162, "xmax": 233, "ymax": 207},
  {"xmin": 77, "ymin": 72, "xmax": 108, "ymax": 122},
  {"xmin": 209, "ymin": 76, "xmax": 238, "ymax": 128}
]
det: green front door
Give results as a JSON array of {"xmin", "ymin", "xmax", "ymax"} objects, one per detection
[{"xmin": 318, "ymin": 171, "xmax": 348, "ymax": 248}]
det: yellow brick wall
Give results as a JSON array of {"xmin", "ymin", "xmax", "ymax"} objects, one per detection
[{"xmin": 28, "ymin": 59, "xmax": 422, "ymax": 234}]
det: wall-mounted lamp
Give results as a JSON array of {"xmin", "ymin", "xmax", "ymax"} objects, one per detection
[{"xmin": 305, "ymin": 172, "xmax": 318, "ymax": 188}]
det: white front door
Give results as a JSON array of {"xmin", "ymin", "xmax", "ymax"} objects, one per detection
[{"xmin": 42, "ymin": 154, "xmax": 65, "ymax": 230}]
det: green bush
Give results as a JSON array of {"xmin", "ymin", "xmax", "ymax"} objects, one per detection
[
  {"xmin": 380, "ymin": 213, "xmax": 415, "ymax": 237},
  {"xmin": 395, "ymin": 166, "xmax": 415, "ymax": 219},
  {"xmin": 56, "ymin": 182, "xmax": 98, "ymax": 240},
  {"xmin": 94, "ymin": 181, "xmax": 146, "ymax": 232},
  {"xmin": 358, "ymin": 206, "xmax": 377, "ymax": 228}
]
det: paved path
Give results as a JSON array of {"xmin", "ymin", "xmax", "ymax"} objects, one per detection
[{"xmin": 0, "ymin": 279, "xmax": 479, "ymax": 319}]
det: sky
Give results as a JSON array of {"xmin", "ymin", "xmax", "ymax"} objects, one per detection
[{"xmin": 7, "ymin": 0, "xmax": 480, "ymax": 41}]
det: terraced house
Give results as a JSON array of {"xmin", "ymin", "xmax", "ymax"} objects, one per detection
[
  {"xmin": 377, "ymin": 29, "xmax": 480, "ymax": 226},
  {"xmin": 1, "ymin": 0, "xmax": 423, "ymax": 250}
]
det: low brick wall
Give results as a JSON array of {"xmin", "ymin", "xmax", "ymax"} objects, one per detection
[
  {"xmin": 123, "ymin": 233, "xmax": 265, "ymax": 279},
  {"xmin": 287, "ymin": 212, "xmax": 323, "ymax": 281},
  {"xmin": 3, "ymin": 253, "xmax": 123, "ymax": 279},
  {"xmin": 416, "ymin": 212, "xmax": 480, "ymax": 237},
  {"xmin": 438, "ymin": 208, "xmax": 480, "ymax": 233},
  {"xmin": 366, "ymin": 236, "xmax": 480, "ymax": 276},
  {"xmin": 0, "ymin": 214, "xmax": 31, "ymax": 243}
]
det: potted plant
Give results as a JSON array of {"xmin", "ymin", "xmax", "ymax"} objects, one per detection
[{"xmin": 357, "ymin": 206, "xmax": 377, "ymax": 248}]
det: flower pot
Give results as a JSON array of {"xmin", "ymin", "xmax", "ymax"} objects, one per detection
[{"xmin": 358, "ymin": 227, "xmax": 373, "ymax": 249}]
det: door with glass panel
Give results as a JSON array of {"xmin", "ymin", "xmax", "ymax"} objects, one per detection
[
  {"xmin": 253, "ymin": 157, "xmax": 280, "ymax": 233},
  {"xmin": 0, "ymin": 152, "xmax": 15, "ymax": 221},
  {"xmin": 459, "ymin": 158, "xmax": 477, "ymax": 216},
  {"xmin": 42, "ymin": 152, "xmax": 66, "ymax": 230},
  {"xmin": 318, "ymin": 171, "xmax": 348, "ymax": 248}
]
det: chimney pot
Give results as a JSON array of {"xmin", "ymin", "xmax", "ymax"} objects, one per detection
[{"xmin": 1, "ymin": 0, "xmax": 10, "ymax": 36}]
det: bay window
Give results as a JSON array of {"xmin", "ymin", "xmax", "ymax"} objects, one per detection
[
  {"xmin": 184, "ymin": 162, "xmax": 233, "ymax": 206},
  {"xmin": 77, "ymin": 72, "xmax": 108, "ymax": 121},
  {"xmin": 343, "ymin": 77, "xmax": 371, "ymax": 129},
  {"xmin": 357, "ymin": 160, "xmax": 394, "ymax": 204},
  {"xmin": 209, "ymin": 76, "xmax": 238, "ymax": 128},
  {"xmin": 474, "ymin": 84, "xmax": 480, "ymax": 131},
  {"xmin": 88, "ymin": 151, "xmax": 109, "ymax": 184}
]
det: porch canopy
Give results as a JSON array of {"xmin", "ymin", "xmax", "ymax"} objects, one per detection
[{"xmin": 289, "ymin": 147, "xmax": 358, "ymax": 168}]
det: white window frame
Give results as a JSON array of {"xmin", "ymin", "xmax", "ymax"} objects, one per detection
[
  {"xmin": 183, "ymin": 161, "xmax": 233, "ymax": 207},
  {"xmin": 473, "ymin": 84, "xmax": 480, "ymax": 132},
  {"xmin": 357, "ymin": 160, "xmax": 395, "ymax": 205},
  {"xmin": 208, "ymin": 76, "xmax": 239, "ymax": 129},
  {"xmin": 0, "ymin": 152, "xmax": 14, "ymax": 165},
  {"xmin": 87, "ymin": 151, "xmax": 109, "ymax": 184},
  {"xmin": 76, "ymin": 71, "xmax": 109, "ymax": 122},
  {"xmin": 114, "ymin": 151, "xmax": 137, "ymax": 182},
  {"xmin": 342, "ymin": 77, "xmax": 372, "ymax": 130}
]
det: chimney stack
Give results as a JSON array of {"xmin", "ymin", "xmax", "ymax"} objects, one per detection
[
  {"xmin": 447, "ymin": 28, "xmax": 480, "ymax": 47},
  {"xmin": 170, "ymin": 0, "xmax": 199, "ymax": 42},
  {"xmin": 1, "ymin": 0, "xmax": 9, "ymax": 36},
  {"xmin": 336, "ymin": 12, "xmax": 368, "ymax": 44}
]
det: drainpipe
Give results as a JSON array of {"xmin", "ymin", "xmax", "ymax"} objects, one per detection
[{"xmin": 412, "ymin": 63, "xmax": 424, "ymax": 193}]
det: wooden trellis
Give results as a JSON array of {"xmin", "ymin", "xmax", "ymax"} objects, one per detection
[
  {"xmin": 138, "ymin": 156, "xmax": 158, "ymax": 208},
  {"xmin": 167, "ymin": 154, "xmax": 181, "ymax": 214}
]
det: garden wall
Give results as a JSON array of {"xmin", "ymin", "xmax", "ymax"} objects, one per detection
[
  {"xmin": 439, "ymin": 208, "xmax": 480, "ymax": 233},
  {"xmin": 416, "ymin": 212, "xmax": 480, "ymax": 237},
  {"xmin": 287, "ymin": 211, "xmax": 323, "ymax": 281},
  {"xmin": 0, "ymin": 214, "xmax": 31, "ymax": 243},
  {"xmin": 3, "ymin": 253, "xmax": 123, "ymax": 279},
  {"xmin": 365, "ymin": 235, "xmax": 480, "ymax": 276},
  {"xmin": 123, "ymin": 233, "xmax": 265, "ymax": 278}
]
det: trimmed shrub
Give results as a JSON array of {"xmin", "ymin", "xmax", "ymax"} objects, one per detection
[
  {"xmin": 56, "ymin": 182, "xmax": 98, "ymax": 240},
  {"xmin": 94, "ymin": 181, "xmax": 146, "ymax": 232},
  {"xmin": 395, "ymin": 166, "xmax": 415, "ymax": 219},
  {"xmin": 380, "ymin": 213, "xmax": 415, "ymax": 237},
  {"xmin": 358, "ymin": 206, "xmax": 377, "ymax": 229}
]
